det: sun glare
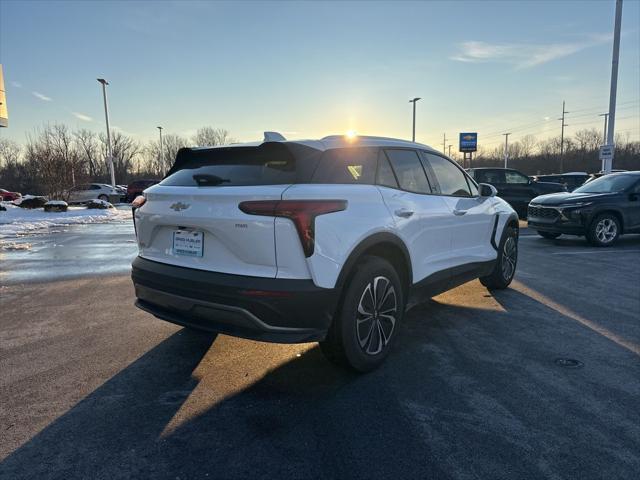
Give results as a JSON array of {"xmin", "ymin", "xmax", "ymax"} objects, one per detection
[{"xmin": 345, "ymin": 130, "xmax": 358, "ymax": 139}]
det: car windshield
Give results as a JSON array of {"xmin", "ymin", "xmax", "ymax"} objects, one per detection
[{"xmin": 574, "ymin": 174, "xmax": 637, "ymax": 193}]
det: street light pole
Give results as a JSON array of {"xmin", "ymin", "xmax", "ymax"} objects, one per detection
[
  {"xmin": 448, "ymin": 144, "xmax": 452, "ymax": 158},
  {"xmin": 599, "ymin": 113, "xmax": 609, "ymax": 144},
  {"xmin": 97, "ymin": 78, "xmax": 116, "ymax": 187},
  {"xmin": 604, "ymin": 0, "xmax": 623, "ymax": 173},
  {"xmin": 408, "ymin": 97, "xmax": 420, "ymax": 142},
  {"xmin": 503, "ymin": 133, "xmax": 511, "ymax": 168},
  {"xmin": 157, "ymin": 126, "xmax": 164, "ymax": 167}
]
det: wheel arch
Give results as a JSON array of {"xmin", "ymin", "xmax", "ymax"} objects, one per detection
[
  {"xmin": 335, "ymin": 232, "xmax": 413, "ymax": 297},
  {"xmin": 592, "ymin": 209, "xmax": 624, "ymax": 232}
]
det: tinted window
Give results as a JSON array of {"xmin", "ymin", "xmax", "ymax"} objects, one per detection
[
  {"xmin": 384, "ymin": 149, "xmax": 431, "ymax": 193},
  {"xmin": 476, "ymin": 170, "xmax": 505, "ymax": 184},
  {"xmin": 376, "ymin": 150, "xmax": 399, "ymax": 189},
  {"xmin": 424, "ymin": 154, "xmax": 472, "ymax": 197},
  {"xmin": 505, "ymin": 171, "xmax": 529, "ymax": 184},
  {"xmin": 312, "ymin": 148, "xmax": 377, "ymax": 184},
  {"xmin": 162, "ymin": 143, "xmax": 322, "ymax": 187},
  {"xmin": 574, "ymin": 174, "xmax": 639, "ymax": 193}
]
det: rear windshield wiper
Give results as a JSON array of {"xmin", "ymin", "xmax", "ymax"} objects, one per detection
[{"xmin": 193, "ymin": 174, "xmax": 231, "ymax": 186}]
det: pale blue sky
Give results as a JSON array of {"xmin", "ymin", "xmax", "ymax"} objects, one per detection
[{"xmin": 1, "ymin": 0, "xmax": 638, "ymax": 153}]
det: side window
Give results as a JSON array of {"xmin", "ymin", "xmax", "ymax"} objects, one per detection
[
  {"xmin": 477, "ymin": 170, "xmax": 505, "ymax": 184},
  {"xmin": 633, "ymin": 181, "xmax": 640, "ymax": 194},
  {"xmin": 466, "ymin": 175, "xmax": 479, "ymax": 196},
  {"xmin": 376, "ymin": 150, "xmax": 399, "ymax": 189},
  {"xmin": 312, "ymin": 147, "xmax": 378, "ymax": 184},
  {"xmin": 505, "ymin": 171, "xmax": 530, "ymax": 184},
  {"xmin": 90, "ymin": 184, "xmax": 101, "ymax": 190},
  {"xmin": 384, "ymin": 149, "xmax": 431, "ymax": 194},
  {"xmin": 424, "ymin": 153, "xmax": 472, "ymax": 197}
]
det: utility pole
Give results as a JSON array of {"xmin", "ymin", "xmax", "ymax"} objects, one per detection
[
  {"xmin": 558, "ymin": 100, "xmax": 568, "ymax": 173},
  {"xmin": 97, "ymin": 78, "xmax": 116, "ymax": 187},
  {"xmin": 442, "ymin": 133, "xmax": 448, "ymax": 154},
  {"xmin": 604, "ymin": 0, "xmax": 623, "ymax": 173},
  {"xmin": 409, "ymin": 97, "xmax": 420, "ymax": 142},
  {"xmin": 157, "ymin": 126, "xmax": 164, "ymax": 167},
  {"xmin": 502, "ymin": 133, "xmax": 511, "ymax": 168},
  {"xmin": 599, "ymin": 113, "xmax": 609, "ymax": 144}
]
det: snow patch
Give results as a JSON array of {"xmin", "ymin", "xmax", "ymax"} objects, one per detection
[{"xmin": 0, "ymin": 203, "xmax": 131, "ymax": 238}]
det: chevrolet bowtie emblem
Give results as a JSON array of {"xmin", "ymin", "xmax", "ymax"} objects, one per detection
[{"xmin": 170, "ymin": 202, "xmax": 190, "ymax": 211}]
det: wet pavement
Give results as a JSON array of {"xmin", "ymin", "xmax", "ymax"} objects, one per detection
[{"xmin": 0, "ymin": 218, "xmax": 137, "ymax": 285}]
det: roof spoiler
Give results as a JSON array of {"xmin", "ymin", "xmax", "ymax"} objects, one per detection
[{"xmin": 263, "ymin": 131, "xmax": 286, "ymax": 142}]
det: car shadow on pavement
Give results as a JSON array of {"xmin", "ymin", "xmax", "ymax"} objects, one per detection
[{"xmin": 2, "ymin": 289, "xmax": 640, "ymax": 479}]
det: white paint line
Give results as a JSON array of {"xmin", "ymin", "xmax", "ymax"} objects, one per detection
[{"xmin": 550, "ymin": 250, "xmax": 640, "ymax": 255}]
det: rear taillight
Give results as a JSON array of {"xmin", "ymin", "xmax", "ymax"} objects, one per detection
[
  {"xmin": 239, "ymin": 200, "xmax": 347, "ymax": 257},
  {"xmin": 131, "ymin": 195, "xmax": 146, "ymax": 235}
]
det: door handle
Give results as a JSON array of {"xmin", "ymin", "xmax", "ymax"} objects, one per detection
[
  {"xmin": 453, "ymin": 209, "xmax": 467, "ymax": 216},
  {"xmin": 394, "ymin": 208, "xmax": 414, "ymax": 218}
]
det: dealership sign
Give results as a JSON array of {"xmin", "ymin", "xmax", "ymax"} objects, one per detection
[{"xmin": 459, "ymin": 132, "xmax": 477, "ymax": 152}]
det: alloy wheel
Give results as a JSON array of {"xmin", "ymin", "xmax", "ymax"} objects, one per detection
[
  {"xmin": 501, "ymin": 236, "xmax": 517, "ymax": 281},
  {"xmin": 356, "ymin": 276, "xmax": 397, "ymax": 355},
  {"xmin": 595, "ymin": 218, "xmax": 617, "ymax": 243}
]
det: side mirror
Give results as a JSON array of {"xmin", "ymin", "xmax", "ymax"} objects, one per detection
[{"xmin": 479, "ymin": 183, "xmax": 497, "ymax": 197}]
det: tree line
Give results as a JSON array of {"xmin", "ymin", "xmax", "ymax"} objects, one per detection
[
  {"xmin": 1, "ymin": 125, "xmax": 639, "ymax": 197},
  {"xmin": 0, "ymin": 125, "xmax": 235, "ymax": 197},
  {"xmin": 460, "ymin": 130, "xmax": 639, "ymax": 174}
]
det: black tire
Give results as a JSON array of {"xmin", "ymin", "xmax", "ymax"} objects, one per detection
[
  {"xmin": 480, "ymin": 226, "xmax": 518, "ymax": 290},
  {"xmin": 320, "ymin": 256, "xmax": 404, "ymax": 372},
  {"xmin": 537, "ymin": 231, "xmax": 561, "ymax": 239},
  {"xmin": 98, "ymin": 194, "xmax": 109, "ymax": 201},
  {"xmin": 587, "ymin": 213, "xmax": 620, "ymax": 247}
]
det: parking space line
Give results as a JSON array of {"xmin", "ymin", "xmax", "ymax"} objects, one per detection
[
  {"xmin": 550, "ymin": 250, "xmax": 640, "ymax": 255},
  {"xmin": 512, "ymin": 280, "xmax": 640, "ymax": 357}
]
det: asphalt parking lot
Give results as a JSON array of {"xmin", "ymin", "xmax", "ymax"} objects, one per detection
[{"xmin": 1, "ymin": 229, "xmax": 639, "ymax": 479}]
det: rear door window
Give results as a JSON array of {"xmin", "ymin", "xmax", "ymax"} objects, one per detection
[
  {"xmin": 376, "ymin": 150, "xmax": 399, "ymax": 189},
  {"xmin": 384, "ymin": 149, "xmax": 431, "ymax": 194},
  {"xmin": 311, "ymin": 147, "xmax": 378, "ymax": 184},
  {"xmin": 505, "ymin": 170, "xmax": 530, "ymax": 184},
  {"xmin": 476, "ymin": 170, "xmax": 505, "ymax": 184},
  {"xmin": 161, "ymin": 143, "xmax": 321, "ymax": 187}
]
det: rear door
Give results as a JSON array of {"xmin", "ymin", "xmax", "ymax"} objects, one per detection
[
  {"xmin": 377, "ymin": 149, "xmax": 455, "ymax": 282},
  {"xmin": 501, "ymin": 170, "xmax": 535, "ymax": 214},
  {"xmin": 134, "ymin": 142, "xmax": 321, "ymax": 278},
  {"xmin": 422, "ymin": 152, "xmax": 497, "ymax": 266}
]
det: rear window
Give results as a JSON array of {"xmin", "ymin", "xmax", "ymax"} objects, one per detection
[
  {"xmin": 311, "ymin": 148, "xmax": 378, "ymax": 184},
  {"xmin": 161, "ymin": 143, "xmax": 321, "ymax": 187}
]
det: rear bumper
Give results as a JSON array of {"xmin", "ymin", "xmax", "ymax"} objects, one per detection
[{"xmin": 131, "ymin": 256, "xmax": 338, "ymax": 343}]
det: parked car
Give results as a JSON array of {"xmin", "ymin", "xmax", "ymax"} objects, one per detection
[
  {"xmin": 66, "ymin": 183, "xmax": 120, "ymax": 204},
  {"xmin": 0, "ymin": 188, "xmax": 21, "ymax": 201},
  {"xmin": 533, "ymin": 172, "xmax": 590, "ymax": 192},
  {"xmin": 127, "ymin": 179, "xmax": 159, "ymax": 202},
  {"xmin": 467, "ymin": 167, "xmax": 566, "ymax": 218},
  {"xmin": 131, "ymin": 134, "xmax": 519, "ymax": 371},
  {"xmin": 528, "ymin": 171, "xmax": 640, "ymax": 246},
  {"xmin": 583, "ymin": 169, "xmax": 628, "ymax": 185}
]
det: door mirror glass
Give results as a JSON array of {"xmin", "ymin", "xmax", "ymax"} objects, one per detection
[{"xmin": 479, "ymin": 183, "xmax": 497, "ymax": 197}]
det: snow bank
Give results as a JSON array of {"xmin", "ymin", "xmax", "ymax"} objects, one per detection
[{"xmin": 0, "ymin": 203, "xmax": 131, "ymax": 238}]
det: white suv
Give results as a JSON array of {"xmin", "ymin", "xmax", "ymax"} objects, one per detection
[{"xmin": 131, "ymin": 134, "xmax": 518, "ymax": 371}]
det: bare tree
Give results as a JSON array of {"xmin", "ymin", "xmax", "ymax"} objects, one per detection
[
  {"xmin": 192, "ymin": 127, "xmax": 235, "ymax": 147},
  {"xmin": 74, "ymin": 129, "xmax": 102, "ymax": 178},
  {"xmin": 99, "ymin": 131, "xmax": 143, "ymax": 182},
  {"xmin": 0, "ymin": 138, "xmax": 21, "ymax": 168}
]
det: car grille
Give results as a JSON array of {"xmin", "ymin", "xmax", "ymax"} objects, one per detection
[{"xmin": 528, "ymin": 205, "xmax": 559, "ymax": 220}]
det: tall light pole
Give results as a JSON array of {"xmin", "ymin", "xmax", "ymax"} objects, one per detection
[
  {"xmin": 604, "ymin": 0, "xmax": 623, "ymax": 173},
  {"xmin": 558, "ymin": 100, "xmax": 569, "ymax": 173},
  {"xmin": 599, "ymin": 113, "xmax": 609, "ymax": 144},
  {"xmin": 409, "ymin": 97, "xmax": 420, "ymax": 142},
  {"xmin": 157, "ymin": 126, "xmax": 164, "ymax": 167},
  {"xmin": 503, "ymin": 133, "xmax": 511, "ymax": 168},
  {"xmin": 448, "ymin": 144, "xmax": 453, "ymax": 158},
  {"xmin": 442, "ymin": 133, "xmax": 448, "ymax": 154},
  {"xmin": 97, "ymin": 78, "xmax": 116, "ymax": 187}
]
